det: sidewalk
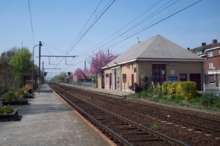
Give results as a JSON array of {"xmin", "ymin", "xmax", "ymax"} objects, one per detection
[
  {"xmin": 0, "ymin": 84, "xmax": 112, "ymax": 146},
  {"xmin": 61, "ymin": 83, "xmax": 132, "ymax": 96}
]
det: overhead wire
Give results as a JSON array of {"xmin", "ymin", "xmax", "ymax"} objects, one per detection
[
  {"xmin": 28, "ymin": 0, "xmax": 35, "ymax": 45},
  {"xmin": 55, "ymin": 0, "xmax": 116, "ymax": 68},
  {"xmin": 76, "ymin": 0, "xmax": 179, "ymax": 58},
  {"xmin": 64, "ymin": 0, "xmax": 178, "ymax": 67},
  {"xmin": 63, "ymin": 0, "xmax": 201, "ymax": 71}
]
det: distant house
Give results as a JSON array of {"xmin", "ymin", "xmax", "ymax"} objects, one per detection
[
  {"xmin": 190, "ymin": 39, "xmax": 220, "ymax": 87},
  {"xmin": 99, "ymin": 35, "xmax": 205, "ymax": 92},
  {"xmin": 65, "ymin": 73, "xmax": 92, "ymax": 83}
]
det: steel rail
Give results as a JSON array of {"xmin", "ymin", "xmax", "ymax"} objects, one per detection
[
  {"xmin": 63, "ymin": 85, "xmax": 220, "ymax": 136},
  {"xmin": 93, "ymin": 95, "xmax": 220, "ymax": 136},
  {"xmin": 50, "ymin": 83, "xmax": 189, "ymax": 146},
  {"xmin": 50, "ymin": 85, "xmax": 132, "ymax": 146}
]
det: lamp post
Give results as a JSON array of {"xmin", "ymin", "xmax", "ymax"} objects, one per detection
[{"xmin": 32, "ymin": 44, "xmax": 39, "ymax": 94}]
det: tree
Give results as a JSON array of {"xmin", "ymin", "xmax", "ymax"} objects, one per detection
[
  {"xmin": 75, "ymin": 68, "xmax": 87, "ymax": 80},
  {"xmin": 0, "ymin": 47, "xmax": 17, "ymax": 63},
  {"xmin": 50, "ymin": 72, "xmax": 67, "ymax": 83},
  {"xmin": 9, "ymin": 47, "xmax": 32, "ymax": 81},
  {"xmin": 87, "ymin": 50, "xmax": 119, "ymax": 75}
]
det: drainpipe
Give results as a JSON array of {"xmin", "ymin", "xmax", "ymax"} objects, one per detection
[
  {"xmin": 202, "ymin": 62, "xmax": 205, "ymax": 91},
  {"xmin": 136, "ymin": 61, "xmax": 138, "ymax": 84}
]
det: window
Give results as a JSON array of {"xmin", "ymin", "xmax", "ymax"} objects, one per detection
[
  {"xmin": 197, "ymin": 51, "xmax": 202, "ymax": 55},
  {"xmin": 209, "ymin": 62, "xmax": 213, "ymax": 69},
  {"xmin": 208, "ymin": 51, "xmax": 213, "ymax": 57},
  {"xmin": 171, "ymin": 70, "xmax": 174, "ymax": 74},
  {"xmin": 180, "ymin": 73, "xmax": 187, "ymax": 81}
]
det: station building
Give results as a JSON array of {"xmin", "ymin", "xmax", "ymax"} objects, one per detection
[{"xmin": 98, "ymin": 35, "xmax": 205, "ymax": 92}]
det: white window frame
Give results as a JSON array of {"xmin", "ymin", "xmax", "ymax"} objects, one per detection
[
  {"xmin": 171, "ymin": 70, "xmax": 174, "ymax": 74},
  {"xmin": 208, "ymin": 51, "xmax": 213, "ymax": 57},
  {"xmin": 209, "ymin": 62, "xmax": 213, "ymax": 69}
]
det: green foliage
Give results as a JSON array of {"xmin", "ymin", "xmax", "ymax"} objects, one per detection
[
  {"xmin": 134, "ymin": 83, "xmax": 142, "ymax": 93},
  {"xmin": 0, "ymin": 105, "xmax": 14, "ymax": 114},
  {"xmin": 201, "ymin": 92, "xmax": 219, "ymax": 107},
  {"xmin": 180, "ymin": 81, "xmax": 197, "ymax": 100},
  {"xmin": 167, "ymin": 82, "xmax": 179, "ymax": 96},
  {"xmin": 162, "ymin": 81, "xmax": 171, "ymax": 95},
  {"xmin": 162, "ymin": 81, "xmax": 197, "ymax": 100},
  {"xmin": 140, "ymin": 74, "xmax": 151, "ymax": 90},
  {"xmin": 153, "ymin": 86, "xmax": 162, "ymax": 97},
  {"xmin": 151, "ymin": 124, "xmax": 159, "ymax": 129},
  {"xmin": 50, "ymin": 72, "xmax": 67, "ymax": 83},
  {"xmin": 2, "ymin": 89, "xmax": 25, "ymax": 101},
  {"xmin": 9, "ymin": 47, "xmax": 32, "ymax": 81},
  {"xmin": 170, "ymin": 94, "xmax": 185, "ymax": 103}
]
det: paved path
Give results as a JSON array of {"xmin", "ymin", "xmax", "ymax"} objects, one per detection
[
  {"xmin": 61, "ymin": 83, "xmax": 132, "ymax": 96},
  {"xmin": 0, "ymin": 84, "xmax": 112, "ymax": 146}
]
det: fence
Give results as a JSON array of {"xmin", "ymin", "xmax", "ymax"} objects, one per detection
[{"xmin": 68, "ymin": 82, "xmax": 92, "ymax": 87}]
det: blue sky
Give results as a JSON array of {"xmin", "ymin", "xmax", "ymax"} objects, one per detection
[{"xmin": 0, "ymin": 0, "xmax": 220, "ymax": 80}]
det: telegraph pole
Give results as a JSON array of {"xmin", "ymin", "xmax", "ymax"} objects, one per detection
[
  {"xmin": 39, "ymin": 41, "xmax": 42, "ymax": 94},
  {"xmin": 42, "ymin": 61, "xmax": 44, "ymax": 83}
]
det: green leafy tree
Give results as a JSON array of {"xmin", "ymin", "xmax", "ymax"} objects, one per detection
[
  {"xmin": 50, "ymin": 72, "xmax": 67, "ymax": 83},
  {"xmin": 9, "ymin": 47, "xmax": 32, "ymax": 81}
]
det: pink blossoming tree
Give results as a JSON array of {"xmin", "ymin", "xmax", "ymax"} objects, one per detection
[{"xmin": 87, "ymin": 50, "xmax": 119, "ymax": 75}]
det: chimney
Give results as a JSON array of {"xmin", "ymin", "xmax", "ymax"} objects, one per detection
[
  {"xmin": 187, "ymin": 47, "xmax": 190, "ymax": 50},
  {"xmin": 213, "ymin": 39, "xmax": 217, "ymax": 44},
  {"xmin": 202, "ymin": 42, "xmax": 206, "ymax": 46},
  {"xmin": 137, "ymin": 37, "xmax": 140, "ymax": 43}
]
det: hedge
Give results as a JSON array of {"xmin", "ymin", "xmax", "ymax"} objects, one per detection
[{"xmin": 162, "ymin": 81, "xmax": 197, "ymax": 100}]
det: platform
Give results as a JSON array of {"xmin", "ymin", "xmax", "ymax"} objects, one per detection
[
  {"xmin": 61, "ymin": 83, "xmax": 132, "ymax": 96},
  {"xmin": 0, "ymin": 84, "xmax": 112, "ymax": 146}
]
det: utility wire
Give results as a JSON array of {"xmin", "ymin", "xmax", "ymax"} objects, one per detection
[
  {"xmin": 28, "ymin": 0, "xmax": 35, "ymax": 45},
  {"xmin": 70, "ymin": 0, "xmax": 177, "ymax": 60},
  {"xmin": 63, "ymin": 0, "xmax": 201, "ymax": 71},
  {"xmin": 43, "ymin": 43, "xmax": 66, "ymax": 53},
  {"xmin": 55, "ymin": 0, "xmax": 116, "ymax": 68}
]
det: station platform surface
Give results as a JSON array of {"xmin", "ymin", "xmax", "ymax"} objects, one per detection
[
  {"xmin": 0, "ymin": 84, "xmax": 112, "ymax": 146},
  {"xmin": 60, "ymin": 83, "xmax": 133, "ymax": 96}
]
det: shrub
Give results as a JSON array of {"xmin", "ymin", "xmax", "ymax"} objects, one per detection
[
  {"xmin": 0, "ymin": 105, "xmax": 14, "ymax": 114},
  {"xmin": 180, "ymin": 81, "xmax": 197, "ymax": 100},
  {"xmin": 134, "ymin": 83, "xmax": 142, "ymax": 93},
  {"xmin": 201, "ymin": 92, "xmax": 218, "ymax": 107},
  {"xmin": 2, "ymin": 91, "xmax": 16, "ymax": 101},
  {"xmin": 140, "ymin": 74, "xmax": 150, "ymax": 90},
  {"xmin": 162, "ymin": 81, "xmax": 170, "ymax": 95},
  {"xmin": 167, "ymin": 82, "xmax": 178, "ymax": 96},
  {"xmin": 153, "ymin": 86, "xmax": 162, "ymax": 97},
  {"xmin": 170, "ymin": 94, "xmax": 185, "ymax": 103}
]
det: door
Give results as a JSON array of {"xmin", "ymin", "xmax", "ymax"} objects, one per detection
[
  {"xmin": 190, "ymin": 73, "xmax": 201, "ymax": 90},
  {"xmin": 152, "ymin": 64, "xmax": 166, "ymax": 86},
  {"xmin": 131, "ymin": 74, "xmax": 134, "ymax": 91},
  {"xmin": 101, "ymin": 72, "xmax": 104, "ymax": 89}
]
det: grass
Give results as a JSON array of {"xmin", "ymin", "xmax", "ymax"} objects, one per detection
[{"xmin": 151, "ymin": 124, "xmax": 159, "ymax": 129}]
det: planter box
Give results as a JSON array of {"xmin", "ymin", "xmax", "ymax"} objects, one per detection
[
  {"xmin": 2, "ymin": 100, "xmax": 28, "ymax": 106},
  {"xmin": 23, "ymin": 95, "xmax": 34, "ymax": 99},
  {"xmin": 0, "ymin": 110, "xmax": 18, "ymax": 121}
]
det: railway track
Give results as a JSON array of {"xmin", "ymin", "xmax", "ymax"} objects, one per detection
[
  {"xmin": 49, "ymin": 83, "xmax": 189, "ymax": 146},
  {"xmin": 65, "ymin": 84, "xmax": 220, "ymax": 138}
]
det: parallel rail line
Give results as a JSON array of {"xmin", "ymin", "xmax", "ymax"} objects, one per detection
[
  {"xmin": 63, "ymin": 84, "xmax": 220, "ymax": 137},
  {"xmin": 49, "ymin": 83, "xmax": 189, "ymax": 146}
]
